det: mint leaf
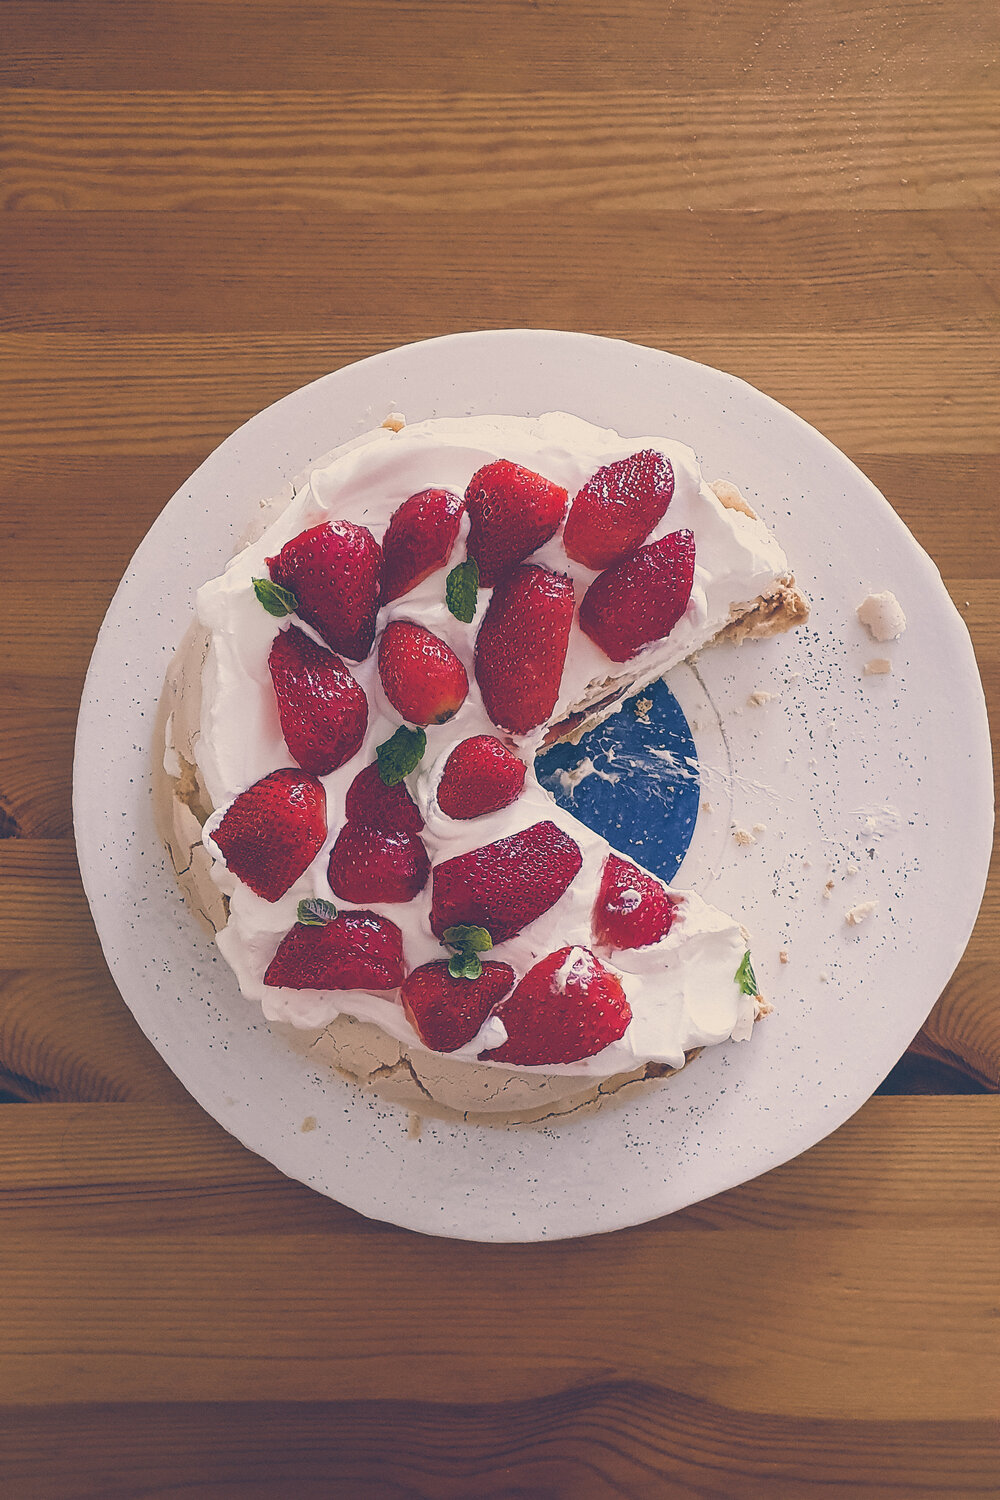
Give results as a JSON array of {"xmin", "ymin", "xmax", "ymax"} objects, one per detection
[
  {"xmin": 442, "ymin": 925, "xmax": 493, "ymax": 954},
  {"xmin": 448, "ymin": 951, "xmax": 483, "ymax": 980},
  {"xmin": 297, "ymin": 897, "xmax": 337, "ymax": 927},
  {"xmin": 446, "ymin": 558, "xmax": 480, "ymax": 623},
  {"xmin": 735, "ymin": 951, "xmax": 758, "ymax": 996},
  {"xmin": 253, "ymin": 577, "xmax": 298, "ymax": 617},
  {"xmin": 376, "ymin": 724, "xmax": 427, "ymax": 786}
]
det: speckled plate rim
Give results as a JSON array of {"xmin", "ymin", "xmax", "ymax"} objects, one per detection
[{"xmin": 74, "ymin": 330, "xmax": 993, "ymax": 1242}]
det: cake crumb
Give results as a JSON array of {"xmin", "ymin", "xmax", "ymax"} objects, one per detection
[
  {"xmin": 846, "ymin": 862, "xmax": 859, "ymax": 876},
  {"xmin": 857, "ymin": 590, "xmax": 906, "ymax": 641},
  {"xmin": 381, "ymin": 411, "xmax": 406, "ymax": 432},
  {"xmin": 407, "ymin": 1114, "xmax": 423, "ymax": 1140},
  {"xmin": 803, "ymin": 859, "xmax": 812, "ymax": 869},
  {"xmin": 864, "ymin": 658, "xmax": 893, "ymax": 676},
  {"xmin": 634, "ymin": 696, "xmax": 653, "ymax": 723},
  {"xmin": 702, "ymin": 800, "xmax": 714, "ymax": 813},
  {"xmin": 732, "ymin": 827, "xmax": 757, "ymax": 847},
  {"xmin": 752, "ymin": 822, "xmax": 767, "ymax": 834},
  {"xmin": 748, "ymin": 690, "xmax": 775, "ymax": 707},
  {"xmin": 819, "ymin": 971, "xmax": 830, "ymax": 983},
  {"xmin": 846, "ymin": 900, "xmax": 878, "ymax": 927},
  {"xmin": 779, "ymin": 950, "xmax": 789, "ymax": 964},
  {"xmin": 823, "ymin": 879, "xmax": 835, "ymax": 899},
  {"xmin": 300, "ymin": 1115, "xmax": 318, "ymax": 1133}
]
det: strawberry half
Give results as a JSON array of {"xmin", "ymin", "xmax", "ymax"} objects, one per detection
[
  {"xmin": 579, "ymin": 529, "xmax": 696, "ymax": 662},
  {"xmin": 402, "ymin": 960, "xmax": 515, "ymax": 1053},
  {"xmin": 267, "ymin": 519, "xmax": 381, "ymax": 661},
  {"xmin": 268, "ymin": 625, "xmax": 368, "ymax": 775},
  {"xmin": 563, "ymin": 449, "xmax": 675, "ymax": 570},
  {"xmin": 378, "ymin": 621, "xmax": 468, "ymax": 725},
  {"xmin": 485, "ymin": 946, "xmax": 631, "ymax": 1065},
  {"xmin": 430, "ymin": 820, "xmax": 582, "ymax": 942},
  {"xmin": 327, "ymin": 824, "xmax": 430, "ymax": 904},
  {"xmin": 436, "ymin": 735, "xmax": 526, "ymax": 820},
  {"xmin": 380, "ymin": 488, "xmax": 465, "ymax": 603},
  {"xmin": 593, "ymin": 854, "xmax": 679, "ymax": 949},
  {"xmin": 474, "ymin": 565, "xmax": 574, "ymax": 734},
  {"xmin": 264, "ymin": 909, "xmax": 405, "ymax": 990},
  {"xmin": 344, "ymin": 760, "xmax": 423, "ymax": 834},
  {"xmin": 211, "ymin": 768, "xmax": 326, "ymax": 903},
  {"xmin": 465, "ymin": 459, "xmax": 567, "ymax": 586}
]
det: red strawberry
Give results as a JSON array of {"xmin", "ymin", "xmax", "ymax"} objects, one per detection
[
  {"xmin": 344, "ymin": 760, "xmax": 423, "ymax": 834},
  {"xmin": 267, "ymin": 519, "xmax": 381, "ymax": 661},
  {"xmin": 378, "ymin": 621, "xmax": 468, "ymax": 725},
  {"xmin": 436, "ymin": 735, "xmax": 526, "ymax": 820},
  {"xmin": 430, "ymin": 820, "xmax": 582, "ymax": 942},
  {"xmin": 211, "ymin": 769, "xmax": 326, "ymax": 903},
  {"xmin": 264, "ymin": 908, "xmax": 404, "ymax": 990},
  {"xmin": 465, "ymin": 459, "xmax": 567, "ymax": 586},
  {"xmin": 402, "ymin": 960, "xmax": 515, "ymax": 1053},
  {"xmin": 563, "ymin": 449, "xmax": 675, "ymax": 570},
  {"xmin": 593, "ymin": 854, "xmax": 679, "ymax": 949},
  {"xmin": 579, "ymin": 529, "xmax": 696, "ymax": 662},
  {"xmin": 474, "ymin": 565, "xmax": 574, "ymax": 734},
  {"xmin": 380, "ymin": 488, "xmax": 465, "ymax": 603},
  {"xmin": 327, "ymin": 824, "xmax": 430, "ymax": 904},
  {"xmin": 485, "ymin": 946, "xmax": 631, "ymax": 1065},
  {"xmin": 268, "ymin": 625, "xmax": 368, "ymax": 775}
]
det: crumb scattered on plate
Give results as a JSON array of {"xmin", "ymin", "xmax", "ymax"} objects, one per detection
[
  {"xmin": 748, "ymin": 689, "xmax": 775, "ymax": 706},
  {"xmin": 857, "ymin": 590, "xmax": 906, "ymax": 641},
  {"xmin": 864, "ymin": 658, "xmax": 893, "ymax": 676},
  {"xmin": 846, "ymin": 900, "xmax": 879, "ymax": 927},
  {"xmin": 779, "ymin": 950, "xmax": 789, "ymax": 964},
  {"xmin": 732, "ymin": 827, "xmax": 757, "ymax": 847},
  {"xmin": 382, "ymin": 411, "xmax": 406, "ymax": 432}
]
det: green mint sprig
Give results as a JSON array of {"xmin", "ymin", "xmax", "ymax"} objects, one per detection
[
  {"xmin": 735, "ymin": 951, "xmax": 758, "ymax": 996},
  {"xmin": 376, "ymin": 725, "xmax": 427, "ymax": 786},
  {"xmin": 442, "ymin": 924, "xmax": 493, "ymax": 980},
  {"xmin": 297, "ymin": 897, "xmax": 338, "ymax": 926},
  {"xmin": 253, "ymin": 577, "xmax": 298, "ymax": 617},
  {"xmin": 446, "ymin": 558, "xmax": 479, "ymax": 623}
]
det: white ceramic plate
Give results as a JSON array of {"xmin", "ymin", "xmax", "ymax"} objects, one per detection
[{"xmin": 73, "ymin": 330, "xmax": 993, "ymax": 1242}]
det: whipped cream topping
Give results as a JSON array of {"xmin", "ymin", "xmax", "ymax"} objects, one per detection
[{"xmin": 192, "ymin": 412, "xmax": 787, "ymax": 1075}]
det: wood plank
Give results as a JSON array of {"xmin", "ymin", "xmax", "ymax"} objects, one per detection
[
  {"xmin": 1, "ymin": 332, "xmax": 996, "ymax": 456},
  {"xmin": 4, "ymin": 0, "xmax": 998, "ymax": 91},
  {"xmin": 3, "ymin": 210, "xmax": 998, "ymax": 335},
  {"xmin": 0, "ymin": 1101, "xmax": 995, "ymax": 1416},
  {"xmin": 0, "ymin": 1098, "xmax": 994, "ymax": 1232},
  {"xmin": 1, "ymin": 1394, "xmax": 996, "ymax": 1500},
  {"xmin": 3, "ymin": 453, "xmax": 1000, "ymax": 584},
  {"xmin": 3, "ymin": 89, "xmax": 997, "ymax": 213}
]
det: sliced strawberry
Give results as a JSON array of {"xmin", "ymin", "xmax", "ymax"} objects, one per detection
[
  {"xmin": 327, "ymin": 824, "xmax": 430, "ymax": 904},
  {"xmin": 380, "ymin": 488, "xmax": 465, "ymax": 603},
  {"xmin": 267, "ymin": 519, "xmax": 381, "ymax": 661},
  {"xmin": 264, "ymin": 908, "xmax": 404, "ymax": 990},
  {"xmin": 593, "ymin": 854, "xmax": 679, "ymax": 949},
  {"xmin": 465, "ymin": 459, "xmax": 567, "ymax": 586},
  {"xmin": 268, "ymin": 625, "xmax": 368, "ymax": 775},
  {"xmin": 474, "ymin": 565, "xmax": 574, "ymax": 734},
  {"xmin": 211, "ymin": 768, "xmax": 326, "ymax": 902},
  {"xmin": 579, "ymin": 529, "xmax": 696, "ymax": 662},
  {"xmin": 485, "ymin": 946, "xmax": 631, "ymax": 1065},
  {"xmin": 344, "ymin": 760, "xmax": 423, "ymax": 834},
  {"xmin": 563, "ymin": 449, "xmax": 675, "ymax": 570},
  {"xmin": 378, "ymin": 621, "xmax": 468, "ymax": 725},
  {"xmin": 436, "ymin": 735, "xmax": 526, "ymax": 820},
  {"xmin": 430, "ymin": 820, "xmax": 582, "ymax": 942},
  {"xmin": 402, "ymin": 960, "xmax": 515, "ymax": 1053}
]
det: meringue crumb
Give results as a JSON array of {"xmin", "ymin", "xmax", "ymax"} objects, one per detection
[
  {"xmin": 857, "ymin": 590, "xmax": 906, "ymax": 641},
  {"xmin": 864, "ymin": 658, "xmax": 893, "ymax": 676},
  {"xmin": 732, "ymin": 827, "xmax": 757, "ymax": 847},
  {"xmin": 407, "ymin": 1114, "xmax": 423, "ymax": 1140},
  {"xmin": 634, "ymin": 696, "xmax": 653, "ymax": 723},
  {"xmin": 846, "ymin": 900, "xmax": 878, "ymax": 927},
  {"xmin": 846, "ymin": 862, "xmax": 859, "ymax": 876},
  {"xmin": 752, "ymin": 822, "xmax": 767, "ymax": 834},
  {"xmin": 823, "ymin": 879, "xmax": 834, "ymax": 899},
  {"xmin": 819, "ymin": 971, "xmax": 830, "ymax": 983},
  {"xmin": 748, "ymin": 690, "xmax": 775, "ymax": 706},
  {"xmin": 300, "ymin": 1115, "xmax": 317, "ymax": 1133},
  {"xmin": 382, "ymin": 412, "xmax": 406, "ymax": 432},
  {"xmin": 779, "ymin": 950, "xmax": 789, "ymax": 964}
]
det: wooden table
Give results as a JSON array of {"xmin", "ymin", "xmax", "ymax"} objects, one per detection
[{"xmin": 2, "ymin": 3, "xmax": 997, "ymax": 1494}]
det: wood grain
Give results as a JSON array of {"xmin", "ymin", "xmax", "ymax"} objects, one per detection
[{"xmin": 4, "ymin": 88, "xmax": 998, "ymax": 214}]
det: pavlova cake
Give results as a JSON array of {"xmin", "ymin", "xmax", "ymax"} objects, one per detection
[{"xmin": 157, "ymin": 412, "xmax": 808, "ymax": 1123}]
